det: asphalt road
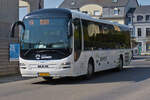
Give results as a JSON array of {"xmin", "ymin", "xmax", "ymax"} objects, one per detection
[{"xmin": 0, "ymin": 56, "xmax": 150, "ymax": 100}]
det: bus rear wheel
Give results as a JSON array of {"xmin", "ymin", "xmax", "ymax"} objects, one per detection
[{"xmin": 116, "ymin": 57, "xmax": 123, "ymax": 71}]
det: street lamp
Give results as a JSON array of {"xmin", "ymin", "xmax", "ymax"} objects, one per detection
[{"xmin": 39, "ymin": 0, "xmax": 42, "ymax": 9}]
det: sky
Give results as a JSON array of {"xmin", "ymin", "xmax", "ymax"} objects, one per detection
[
  {"xmin": 19, "ymin": 0, "xmax": 150, "ymax": 20},
  {"xmin": 44, "ymin": 0, "xmax": 64, "ymax": 8}
]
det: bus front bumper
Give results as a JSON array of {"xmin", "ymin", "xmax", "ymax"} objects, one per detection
[{"xmin": 20, "ymin": 68, "xmax": 73, "ymax": 78}]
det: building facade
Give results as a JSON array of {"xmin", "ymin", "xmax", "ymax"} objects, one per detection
[
  {"xmin": 0, "ymin": 0, "xmax": 43, "ymax": 76},
  {"xmin": 59, "ymin": 0, "xmax": 139, "ymax": 25},
  {"xmin": 133, "ymin": 6, "xmax": 150, "ymax": 55},
  {"xmin": 0, "ymin": 0, "xmax": 19, "ymax": 76},
  {"xmin": 20, "ymin": 0, "xmax": 44, "ymax": 13}
]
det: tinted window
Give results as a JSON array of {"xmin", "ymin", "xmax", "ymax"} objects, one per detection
[
  {"xmin": 82, "ymin": 20, "xmax": 91, "ymax": 50},
  {"xmin": 20, "ymin": 17, "xmax": 72, "ymax": 60},
  {"xmin": 22, "ymin": 18, "xmax": 70, "ymax": 50},
  {"xmin": 101, "ymin": 25, "xmax": 130, "ymax": 49},
  {"xmin": 74, "ymin": 19, "xmax": 82, "ymax": 51},
  {"xmin": 118, "ymin": 26, "xmax": 131, "ymax": 49},
  {"xmin": 73, "ymin": 18, "xmax": 82, "ymax": 61},
  {"xmin": 82, "ymin": 20, "xmax": 130, "ymax": 50},
  {"xmin": 82, "ymin": 20, "xmax": 102, "ymax": 50},
  {"xmin": 100, "ymin": 24, "xmax": 118, "ymax": 49}
]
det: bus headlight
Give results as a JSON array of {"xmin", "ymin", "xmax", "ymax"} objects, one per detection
[
  {"xmin": 19, "ymin": 63, "xmax": 27, "ymax": 69},
  {"xmin": 61, "ymin": 62, "xmax": 71, "ymax": 68},
  {"xmin": 19, "ymin": 63, "xmax": 26, "ymax": 66},
  {"xmin": 61, "ymin": 62, "xmax": 71, "ymax": 65}
]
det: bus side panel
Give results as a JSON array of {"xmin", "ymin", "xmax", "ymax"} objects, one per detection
[
  {"xmin": 93, "ymin": 50, "xmax": 120, "ymax": 72},
  {"xmin": 73, "ymin": 51, "xmax": 93, "ymax": 76}
]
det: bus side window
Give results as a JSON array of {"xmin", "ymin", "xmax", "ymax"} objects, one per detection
[
  {"xmin": 73, "ymin": 19, "xmax": 82, "ymax": 51},
  {"xmin": 100, "ymin": 24, "xmax": 116, "ymax": 49}
]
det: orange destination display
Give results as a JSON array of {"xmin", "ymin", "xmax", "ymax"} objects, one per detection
[{"xmin": 40, "ymin": 19, "xmax": 49, "ymax": 25}]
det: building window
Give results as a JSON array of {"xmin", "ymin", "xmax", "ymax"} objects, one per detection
[
  {"xmin": 146, "ymin": 42, "xmax": 150, "ymax": 52},
  {"xmin": 112, "ymin": 0, "xmax": 118, "ymax": 3},
  {"xmin": 71, "ymin": 1, "xmax": 76, "ymax": 6},
  {"xmin": 146, "ymin": 28, "xmax": 150, "ymax": 37},
  {"xmin": 94, "ymin": 10, "xmax": 100, "ymax": 16},
  {"xmin": 137, "ymin": 15, "xmax": 143, "ymax": 21},
  {"xmin": 146, "ymin": 15, "xmax": 150, "ymax": 21},
  {"xmin": 82, "ymin": 11, "xmax": 88, "ymax": 14},
  {"xmin": 114, "ymin": 8, "xmax": 119, "ymax": 15},
  {"xmin": 137, "ymin": 28, "xmax": 142, "ymax": 37},
  {"xmin": 19, "ymin": 7, "xmax": 28, "ymax": 20},
  {"xmin": 128, "ymin": 17, "xmax": 132, "ymax": 25}
]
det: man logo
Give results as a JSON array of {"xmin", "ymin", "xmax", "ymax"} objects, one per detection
[{"xmin": 35, "ymin": 54, "xmax": 41, "ymax": 60}]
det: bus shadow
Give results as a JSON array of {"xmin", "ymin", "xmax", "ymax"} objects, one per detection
[{"xmin": 32, "ymin": 66, "xmax": 150, "ymax": 85}]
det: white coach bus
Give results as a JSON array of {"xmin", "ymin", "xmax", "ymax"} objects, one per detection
[{"xmin": 11, "ymin": 8, "xmax": 132, "ymax": 80}]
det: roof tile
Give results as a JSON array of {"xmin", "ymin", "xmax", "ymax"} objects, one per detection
[
  {"xmin": 134, "ymin": 5, "xmax": 150, "ymax": 14},
  {"xmin": 59, "ymin": 0, "xmax": 129, "ymax": 8}
]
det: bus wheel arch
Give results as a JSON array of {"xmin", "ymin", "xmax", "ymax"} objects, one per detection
[
  {"xmin": 89, "ymin": 57, "xmax": 95, "ymax": 72},
  {"xmin": 120, "ymin": 54, "xmax": 124, "ymax": 66}
]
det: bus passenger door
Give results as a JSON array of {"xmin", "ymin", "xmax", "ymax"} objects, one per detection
[{"xmin": 73, "ymin": 18, "xmax": 83, "ymax": 75}]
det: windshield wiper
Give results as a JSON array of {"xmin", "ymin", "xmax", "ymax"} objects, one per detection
[
  {"xmin": 23, "ymin": 41, "xmax": 69, "ymax": 56},
  {"xmin": 24, "ymin": 48, "xmax": 35, "ymax": 56},
  {"xmin": 24, "ymin": 48, "xmax": 67, "ymax": 57},
  {"xmin": 37, "ymin": 49, "xmax": 66, "ymax": 56},
  {"xmin": 23, "ymin": 41, "xmax": 46, "ymax": 56}
]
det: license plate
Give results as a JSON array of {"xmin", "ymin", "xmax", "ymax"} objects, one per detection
[{"xmin": 38, "ymin": 73, "xmax": 50, "ymax": 77}]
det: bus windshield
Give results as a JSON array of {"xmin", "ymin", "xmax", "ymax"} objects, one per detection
[{"xmin": 21, "ymin": 17, "xmax": 72, "ymax": 50}]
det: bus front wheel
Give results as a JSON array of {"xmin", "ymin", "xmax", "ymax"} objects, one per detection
[{"xmin": 85, "ymin": 62, "xmax": 94, "ymax": 79}]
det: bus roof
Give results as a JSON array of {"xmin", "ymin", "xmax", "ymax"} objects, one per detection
[
  {"xmin": 25, "ymin": 8, "xmax": 129, "ymax": 29},
  {"xmin": 70, "ymin": 9, "xmax": 129, "ymax": 29}
]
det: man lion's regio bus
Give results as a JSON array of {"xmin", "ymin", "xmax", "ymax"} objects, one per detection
[{"xmin": 11, "ymin": 8, "xmax": 132, "ymax": 80}]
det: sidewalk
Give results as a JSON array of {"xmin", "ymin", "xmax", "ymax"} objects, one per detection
[
  {"xmin": 132, "ymin": 55, "xmax": 150, "ymax": 61},
  {"xmin": 0, "ymin": 75, "xmax": 31, "ymax": 84}
]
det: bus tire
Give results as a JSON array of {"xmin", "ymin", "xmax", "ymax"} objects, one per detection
[
  {"xmin": 43, "ymin": 77, "xmax": 53, "ymax": 82},
  {"xmin": 85, "ymin": 61, "xmax": 94, "ymax": 79},
  {"xmin": 115, "ymin": 57, "xmax": 123, "ymax": 71}
]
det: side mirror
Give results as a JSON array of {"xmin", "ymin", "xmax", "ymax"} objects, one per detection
[
  {"xmin": 68, "ymin": 20, "xmax": 73, "ymax": 38},
  {"xmin": 11, "ymin": 21, "xmax": 25, "ymax": 38}
]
